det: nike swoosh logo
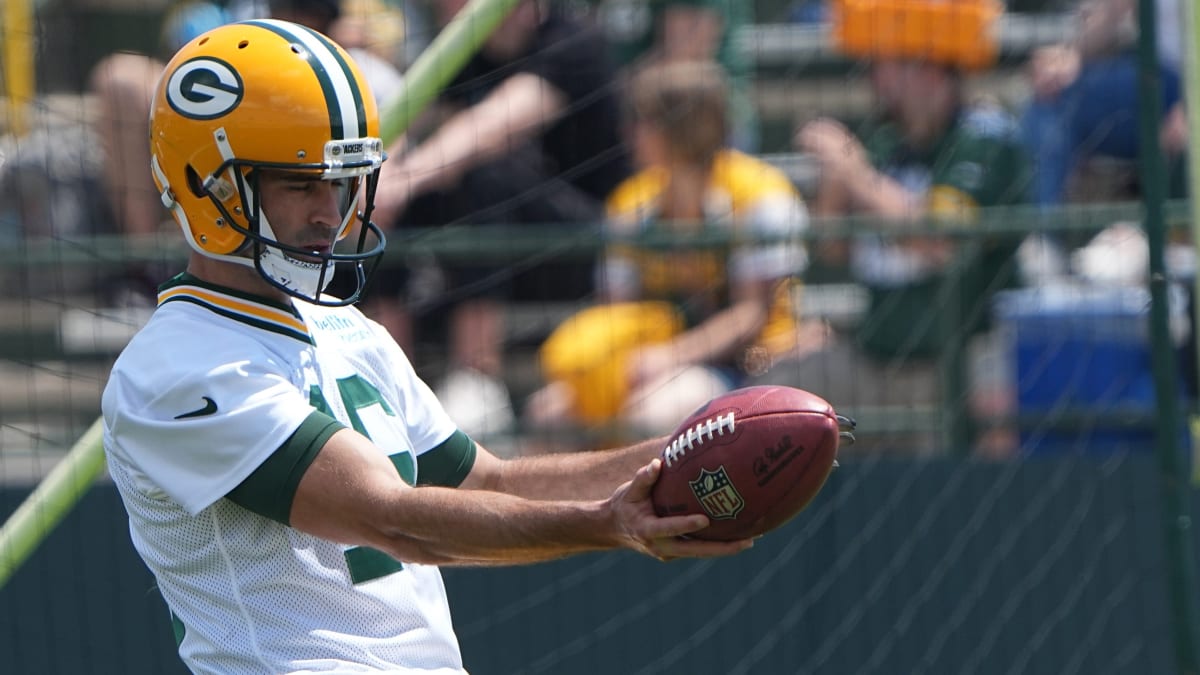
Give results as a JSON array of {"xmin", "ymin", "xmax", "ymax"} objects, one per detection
[{"xmin": 175, "ymin": 396, "xmax": 218, "ymax": 419}]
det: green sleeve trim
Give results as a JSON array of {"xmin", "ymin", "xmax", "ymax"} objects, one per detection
[
  {"xmin": 170, "ymin": 610, "xmax": 186, "ymax": 647},
  {"xmin": 227, "ymin": 411, "xmax": 345, "ymax": 525},
  {"xmin": 416, "ymin": 430, "xmax": 476, "ymax": 487}
]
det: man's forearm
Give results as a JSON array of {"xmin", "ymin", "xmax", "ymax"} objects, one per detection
[
  {"xmin": 490, "ymin": 437, "xmax": 666, "ymax": 502},
  {"xmin": 368, "ymin": 484, "xmax": 618, "ymax": 565},
  {"xmin": 394, "ymin": 113, "xmax": 493, "ymax": 195},
  {"xmin": 670, "ymin": 299, "xmax": 766, "ymax": 368},
  {"xmin": 395, "ymin": 73, "xmax": 566, "ymax": 195},
  {"xmin": 846, "ymin": 167, "xmax": 923, "ymax": 221}
]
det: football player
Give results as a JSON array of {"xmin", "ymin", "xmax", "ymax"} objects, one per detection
[{"xmin": 101, "ymin": 20, "xmax": 750, "ymax": 674}]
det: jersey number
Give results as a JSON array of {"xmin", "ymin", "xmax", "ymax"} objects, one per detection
[{"xmin": 310, "ymin": 375, "xmax": 413, "ymax": 584}]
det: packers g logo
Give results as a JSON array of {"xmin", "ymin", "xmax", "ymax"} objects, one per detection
[{"xmin": 166, "ymin": 57, "xmax": 244, "ymax": 120}]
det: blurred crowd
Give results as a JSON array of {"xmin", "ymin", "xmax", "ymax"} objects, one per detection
[{"xmin": 0, "ymin": 0, "xmax": 1194, "ymax": 456}]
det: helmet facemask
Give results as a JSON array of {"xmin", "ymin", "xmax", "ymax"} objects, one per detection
[{"xmin": 190, "ymin": 133, "xmax": 387, "ymax": 307}]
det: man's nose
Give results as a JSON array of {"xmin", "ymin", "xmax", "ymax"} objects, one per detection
[{"xmin": 309, "ymin": 181, "xmax": 344, "ymax": 225}]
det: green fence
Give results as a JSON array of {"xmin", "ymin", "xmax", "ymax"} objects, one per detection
[
  {"xmin": 0, "ymin": 200, "xmax": 1187, "ymax": 451},
  {"xmin": 0, "ymin": 202, "xmax": 1195, "ymax": 673},
  {"xmin": 3, "ymin": 2, "xmax": 1197, "ymax": 671},
  {"xmin": 0, "ymin": 454, "xmax": 1186, "ymax": 674}
]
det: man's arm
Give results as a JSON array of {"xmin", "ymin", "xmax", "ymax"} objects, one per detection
[
  {"xmin": 1029, "ymin": 0, "xmax": 1133, "ymax": 100},
  {"xmin": 462, "ymin": 435, "xmax": 667, "ymax": 500},
  {"xmin": 797, "ymin": 117, "xmax": 960, "ymax": 265},
  {"xmin": 798, "ymin": 118, "xmax": 922, "ymax": 221},
  {"xmin": 288, "ymin": 428, "xmax": 749, "ymax": 566},
  {"xmin": 371, "ymin": 73, "xmax": 567, "ymax": 226},
  {"xmin": 623, "ymin": 293, "xmax": 769, "ymax": 391}
]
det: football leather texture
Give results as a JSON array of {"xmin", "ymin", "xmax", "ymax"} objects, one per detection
[{"xmin": 651, "ymin": 385, "xmax": 841, "ymax": 541}]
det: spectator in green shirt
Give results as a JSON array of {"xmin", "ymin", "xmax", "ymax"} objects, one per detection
[
  {"xmin": 758, "ymin": 5, "xmax": 1032, "ymax": 453},
  {"xmin": 798, "ymin": 59, "xmax": 1031, "ymax": 361}
]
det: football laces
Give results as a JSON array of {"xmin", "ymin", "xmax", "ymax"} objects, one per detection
[{"xmin": 663, "ymin": 412, "xmax": 737, "ymax": 467}]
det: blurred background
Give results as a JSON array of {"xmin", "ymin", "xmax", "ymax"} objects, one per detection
[{"xmin": 4, "ymin": 0, "xmax": 1200, "ymax": 672}]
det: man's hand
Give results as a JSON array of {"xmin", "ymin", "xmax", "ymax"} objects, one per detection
[
  {"xmin": 797, "ymin": 117, "xmax": 924, "ymax": 222},
  {"xmin": 1028, "ymin": 45, "xmax": 1081, "ymax": 100},
  {"xmin": 606, "ymin": 458, "xmax": 754, "ymax": 561},
  {"xmin": 795, "ymin": 117, "xmax": 871, "ymax": 261},
  {"xmin": 796, "ymin": 118, "xmax": 871, "ymax": 181}
]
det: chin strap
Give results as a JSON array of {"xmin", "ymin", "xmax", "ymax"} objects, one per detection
[{"xmin": 256, "ymin": 243, "xmax": 334, "ymax": 301}]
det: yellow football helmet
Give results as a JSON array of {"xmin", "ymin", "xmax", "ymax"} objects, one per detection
[{"xmin": 150, "ymin": 19, "xmax": 387, "ymax": 305}]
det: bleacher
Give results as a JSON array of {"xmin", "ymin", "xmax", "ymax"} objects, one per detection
[
  {"xmin": 0, "ymin": 1, "xmax": 1157, "ymax": 463},
  {"xmin": 743, "ymin": 10, "xmax": 1072, "ymax": 150}
]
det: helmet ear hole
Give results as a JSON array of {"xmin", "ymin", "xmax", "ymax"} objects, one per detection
[
  {"xmin": 185, "ymin": 165, "xmax": 207, "ymax": 199},
  {"xmin": 186, "ymin": 164, "xmax": 242, "ymax": 203}
]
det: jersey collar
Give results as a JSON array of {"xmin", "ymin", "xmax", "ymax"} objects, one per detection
[{"xmin": 157, "ymin": 273, "xmax": 314, "ymax": 344}]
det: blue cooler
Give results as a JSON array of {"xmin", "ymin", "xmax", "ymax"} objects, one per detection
[{"xmin": 994, "ymin": 285, "xmax": 1181, "ymax": 455}]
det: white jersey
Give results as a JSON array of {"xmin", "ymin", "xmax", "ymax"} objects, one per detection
[{"xmin": 102, "ymin": 274, "xmax": 467, "ymax": 674}]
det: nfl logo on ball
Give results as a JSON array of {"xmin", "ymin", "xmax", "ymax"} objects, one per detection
[{"xmin": 689, "ymin": 467, "xmax": 745, "ymax": 520}]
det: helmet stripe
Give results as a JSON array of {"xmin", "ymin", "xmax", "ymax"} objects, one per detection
[
  {"xmin": 305, "ymin": 29, "xmax": 369, "ymax": 139},
  {"xmin": 242, "ymin": 20, "xmax": 364, "ymax": 140}
]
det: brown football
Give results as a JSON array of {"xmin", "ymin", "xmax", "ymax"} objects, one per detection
[{"xmin": 651, "ymin": 385, "xmax": 844, "ymax": 541}]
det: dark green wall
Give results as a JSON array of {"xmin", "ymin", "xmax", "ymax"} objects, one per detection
[{"xmin": 0, "ymin": 455, "xmax": 1184, "ymax": 673}]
